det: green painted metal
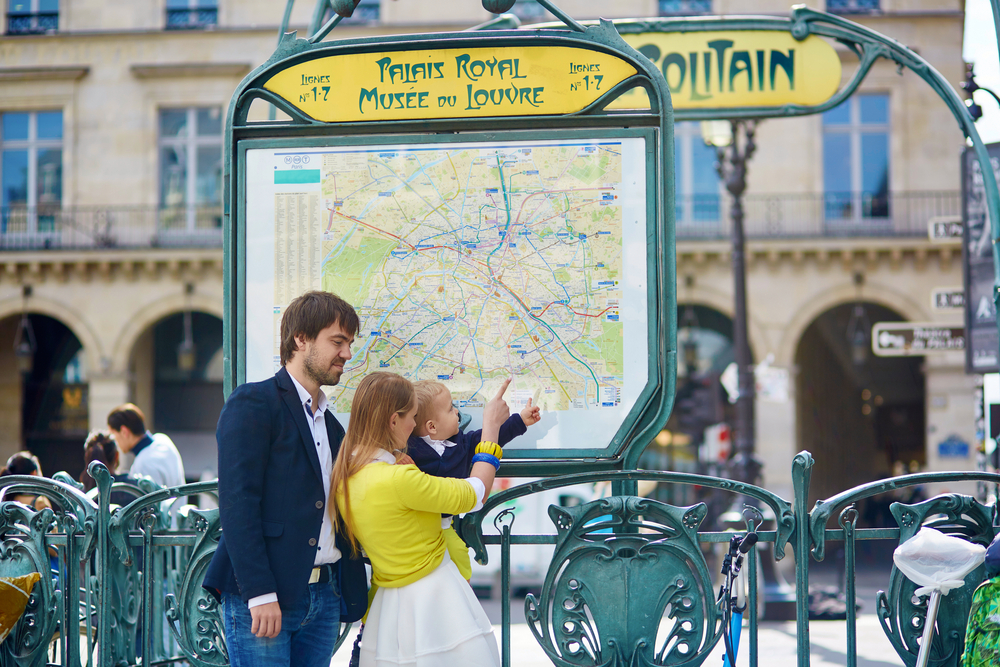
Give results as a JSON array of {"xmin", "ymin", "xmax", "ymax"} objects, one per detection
[
  {"xmin": 3, "ymin": 455, "xmax": 1000, "ymax": 666},
  {"xmin": 524, "ymin": 496, "xmax": 720, "ymax": 665},
  {"xmin": 876, "ymin": 496, "xmax": 996, "ymax": 667},
  {"xmin": 792, "ymin": 451, "xmax": 814, "ymax": 667},
  {"xmin": 222, "ymin": 6, "xmax": 678, "ymax": 471},
  {"xmin": 841, "ymin": 506, "xmax": 859, "ymax": 667},
  {"xmin": 808, "ymin": 470, "xmax": 1000, "ymax": 562},
  {"xmin": 458, "ymin": 469, "xmax": 795, "ymax": 564}
]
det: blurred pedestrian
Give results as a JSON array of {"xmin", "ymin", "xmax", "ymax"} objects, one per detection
[
  {"xmin": 107, "ymin": 404, "xmax": 186, "ymax": 488},
  {"xmin": 80, "ymin": 430, "xmax": 141, "ymax": 507},
  {"xmin": 0, "ymin": 451, "xmax": 52, "ymax": 510}
]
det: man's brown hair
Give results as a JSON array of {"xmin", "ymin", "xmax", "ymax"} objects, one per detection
[
  {"xmin": 279, "ymin": 290, "xmax": 360, "ymax": 365},
  {"xmin": 107, "ymin": 403, "xmax": 146, "ymax": 435}
]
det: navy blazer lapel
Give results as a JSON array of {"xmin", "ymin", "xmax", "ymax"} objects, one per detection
[{"xmin": 276, "ymin": 367, "xmax": 324, "ymax": 484}]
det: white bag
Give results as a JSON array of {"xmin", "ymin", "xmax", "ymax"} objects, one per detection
[{"xmin": 893, "ymin": 527, "xmax": 987, "ymax": 597}]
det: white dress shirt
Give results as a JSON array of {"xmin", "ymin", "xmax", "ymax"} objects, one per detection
[
  {"xmin": 420, "ymin": 435, "xmax": 460, "ymax": 457},
  {"xmin": 248, "ymin": 373, "xmax": 341, "ymax": 609}
]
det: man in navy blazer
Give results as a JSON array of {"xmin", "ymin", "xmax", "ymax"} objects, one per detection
[{"xmin": 204, "ymin": 291, "xmax": 367, "ymax": 667}]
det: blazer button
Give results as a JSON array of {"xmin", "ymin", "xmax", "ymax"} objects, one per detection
[
  {"xmin": 308, "ymin": 538, "xmax": 317, "ymax": 547},
  {"xmin": 315, "ymin": 500, "xmax": 324, "ymax": 509}
]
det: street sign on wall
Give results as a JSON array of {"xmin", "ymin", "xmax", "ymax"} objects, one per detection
[
  {"xmin": 872, "ymin": 322, "xmax": 965, "ymax": 356},
  {"xmin": 931, "ymin": 287, "xmax": 965, "ymax": 310},
  {"xmin": 964, "ymin": 142, "xmax": 1000, "ymax": 374},
  {"xmin": 928, "ymin": 217, "xmax": 962, "ymax": 242}
]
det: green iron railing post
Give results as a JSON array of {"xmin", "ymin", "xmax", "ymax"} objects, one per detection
[
  {"xmin": 141, "ymin": 509, "xmax": 157, "ymax": 666},
  {"xmin": 493, "ymin": 508, "xmax": 515, "ymax": 667},
  {"xmin": 792, "ymin": 452, "xmax": 815, "ymax": 667},
  {"xmin": 501, "ymin": 520, "xmax": 511, "ymax": 667},
  {"xmin": 747, "ymin": 517, "xmax": 758, "ymax": 667},
  {"xmin": 91, "ymin": 464, "xmax": 114, "ymax": 667},
  {"xmin": 59, "ymin": 526, "xmax": 75, "ymax": 667},
  {"xmin": 840, "ymin": 505, "xmax": 859, "ymax": 667}
]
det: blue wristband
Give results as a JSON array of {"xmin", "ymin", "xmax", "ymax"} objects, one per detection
[{"xmin": 471, "ymin": 453, "xmax": 500, "ymax": 471}]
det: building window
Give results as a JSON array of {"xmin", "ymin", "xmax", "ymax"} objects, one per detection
[
  {"xmin": 159, "ymin": 107, "xmax": 222, "ymax": 232},
  {"xmin": 165, "ymin": 0, "xmax": 217, "ymax": 30},
  {"xmin": 827, "ymin": 0, "xmax": 879, "ymax": 14},
  {"xmin": 323, "ymin": 0, "xmax": 379, "ymax": 25},
  {"xmin": 675, "ymin": 122, "xmax": 720, "ymax": 228},
  {"xmin": 507, "ymin": 0, "xmax": 547, "ymax": 21},
  {"xmin": 823, "ymin": 93, "xmax": 889, "ymax": 223},
  {"xmin": 1, "ymin": 111, "xmax": 62, "ymax": 235},
  {"xmin": 659, "ymin": 0, "xmax": 711, "ymax": 15},
  {"xmin": 6, "ymin": 0, "xmax": 57, "ymax": 34}
]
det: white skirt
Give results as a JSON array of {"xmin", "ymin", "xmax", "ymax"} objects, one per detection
[{"xmin": 360, "ymin": 557, "xmax": 500, "ymax": 667}]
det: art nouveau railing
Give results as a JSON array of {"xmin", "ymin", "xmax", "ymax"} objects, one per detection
[{"xmin": 1, "ymin": 452, "xmax": 998, "ymax": 667}]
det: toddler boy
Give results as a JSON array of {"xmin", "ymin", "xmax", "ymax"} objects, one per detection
[{"xmin": 408, "ymin": 379, "xmax": 541, "ymax": 578}]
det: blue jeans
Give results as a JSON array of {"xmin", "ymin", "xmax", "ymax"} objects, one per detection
[{"xmin": 223, "ymin": 579, "xmax": 342, "ymax": 667}]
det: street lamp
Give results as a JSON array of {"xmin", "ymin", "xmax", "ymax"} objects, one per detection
[
  {"xmin": 12, "ymin": 286, "xmax": 35, "ymax": 375},
  {"xmin": 702, "ymin": 119, "xmax": 762, "ymax": 486},
  {"xmin": 177, "ymin": 283, "xmax": 197, "ymax": 373},
  {"xmin": 846, "ymin": 273, "xmax": 871, "ymax": 367}
]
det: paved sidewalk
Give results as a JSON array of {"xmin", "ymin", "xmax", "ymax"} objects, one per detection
[
  {"xmin": 332, "ymin": 612, "xmax": 905, "ymax": 666},
  {"xmin": 333, "ymin": 557, "xmax": 908, "ymax": 665}
]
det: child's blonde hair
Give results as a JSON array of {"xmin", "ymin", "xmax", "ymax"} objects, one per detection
[
  {"xmin": 412, "ymin": 380, "xmax": 450, "ymax": 435},
  {"xmin": 330, "ymin": 372, "xmax": 415, "ymax": 555}
]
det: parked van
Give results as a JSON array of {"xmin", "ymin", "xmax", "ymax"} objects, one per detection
[{"xmin": 468, "ymin": 477, "xmax": 595, "ymax": 599}]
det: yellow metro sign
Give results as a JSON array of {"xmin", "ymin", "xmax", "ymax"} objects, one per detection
[
  {"xmin": 264, "ymin": 46, "xmax": 637, "ymax": 122},
  {"xmin": 612, "ymin": 30, "xmax": 842, "ymax": 110}
]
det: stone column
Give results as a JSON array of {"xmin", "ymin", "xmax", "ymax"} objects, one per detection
[
  {"xmin": 88, "ymin": 374, "xmax": 131, "ymax": 434},
  {"xmin": 923, "ymin": 352, "xmax": 979, "ymax": 498},
  {"xmin": 756, "ymin": 395, "xmax": 796, "ymax": 502}
]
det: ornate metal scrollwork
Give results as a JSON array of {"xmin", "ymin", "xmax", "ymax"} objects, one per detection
[
  {"xmin": 165, "ymin": 507, "xmax": 228, "ymax": 667},
  {"xmin": 524, "ymin": 496, "xmax": 720, "ymax": 667},
  {"xmin": 0, "ymin": 503, "xmax": 61, "ymax": 667},
  {"xmin": 876, "ymin": 495, "xmax": 995, "ymax": 667}
]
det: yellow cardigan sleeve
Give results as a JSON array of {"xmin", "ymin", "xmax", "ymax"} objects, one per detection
[{"xmin": 391, "ymin": 465, "xmax": 478, "ymax": 515}]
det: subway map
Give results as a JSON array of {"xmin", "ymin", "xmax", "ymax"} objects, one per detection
[{"xmin": 315, "ymin": 141, "xmax": 625, "ymax": 414}]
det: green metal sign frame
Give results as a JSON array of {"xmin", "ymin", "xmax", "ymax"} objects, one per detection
[{"xmin": 222, "ymin": 17, "xmax": 677, "ymax": 474}]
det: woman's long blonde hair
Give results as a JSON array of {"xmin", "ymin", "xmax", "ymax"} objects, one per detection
[{"xmin": 330, "ymin": 372, "xmax": 414, "ymax": 555}]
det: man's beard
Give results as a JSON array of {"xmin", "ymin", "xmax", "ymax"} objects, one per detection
[{"xmin": 303, "ymin": 346, "xmax": 343, "ymax": 387}]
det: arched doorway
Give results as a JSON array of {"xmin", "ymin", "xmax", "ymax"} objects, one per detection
[
  {"xmin": 795, "ymin": 302, "xmax": 925, "ymax": 509},
  {"xmin": 643, "ymin": 304, "xmax": 734, "ymax": 505},
  {"xmin": 128, "ymin": 311, "xmax": 224, "ymax": 481},
  {"xmin": 0, "ymin": 312, "xmax": 89, "ymax": 480}
]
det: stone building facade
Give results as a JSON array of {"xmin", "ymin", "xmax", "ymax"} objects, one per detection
[{"xmin": 0, "ymin": 0, "xmax": 976, "ymax": 500}]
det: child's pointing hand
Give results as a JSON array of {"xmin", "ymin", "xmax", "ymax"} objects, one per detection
[{"xmin": 520, "ymin": 397, "xmax": 541, "ymax": 426}]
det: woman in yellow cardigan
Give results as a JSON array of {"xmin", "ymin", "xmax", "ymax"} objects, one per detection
[{"xmin": 331, "ymin": 372, "xmax": 511, "ymax": 667}]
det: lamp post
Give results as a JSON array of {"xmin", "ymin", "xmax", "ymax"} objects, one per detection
[
  {"xmin": 12, "ymin": 285, "xmax": 35, "ymax": 375},
  {"xmin": 702, "ymin": 120, "xmax": 762, "ymax": 486}
]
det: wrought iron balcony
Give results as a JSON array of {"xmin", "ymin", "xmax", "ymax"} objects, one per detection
[
  {"xmin": 165, "ymin": 7, "xmax": 218, "ymax": 30},
  {"xmin": 658, "ymin": 0, "xmax": 712, "ymax": 15},
  {"xmin": 0, "ymin": 192, "xmax": 957, "ymax": 251},
  {"xmin": 826, "ymin": 0, "xmax": 881, "ymax": 14},
  {"xmin": 675, "ymin": 190, "xmax": 960, "ymax": 240},
  {"xmin": 5, "ymin": 11, "xmax": 58, "ymax": 34},
  {"xmin": 0, "ymin": 206, "xmax": 222, "ymax": 251},
  {"xmin": 342, "ymin": 0, "xmax": 380, "ymax": 23}
]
